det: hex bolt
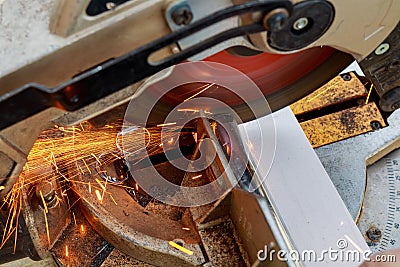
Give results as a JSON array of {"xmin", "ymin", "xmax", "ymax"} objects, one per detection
[
  {"xmin": 366, "ymin": 226, "xmax": 382, "ymax": 242},
  {"xmin": 375, "ymin": 43, "xmax": 390, "ymax": 55},
  {"xmin": 171, "ymin": 6, "xmax": 193, "ymax": 26},
  {"xmin": 293, "ymin": 17, "xmax": 309, "ymax": 31},
  {"xmin": 36, "ymin": 181, "xmax": 58, "ymax": 208},
  {"xmin": 341, "ymin": 73, "xmax": 352, "ymax": 81},
  {"xmin": 370, "ymin": 121, "xmax": 382, "ymax": 131},
  {"xmin": 264, "ymin": 9, "xmax": 289, "ymax": 32}
]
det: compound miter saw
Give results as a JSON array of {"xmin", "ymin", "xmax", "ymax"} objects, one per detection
[{"xmin": 0, "ymin": 0, "xmax": 399, "ymax": 266}]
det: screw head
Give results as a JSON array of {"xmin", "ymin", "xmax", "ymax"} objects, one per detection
[
  {"xmin": 370, "ymin": 121, "xmax": 382, "ymax": 131},
  {"xmin": 293, "ymin": 17, "xmax": 309, "ymax": 31},
  {"xmin": 341, "ymin": 73, "xmax": 352, "ymax": 81},
  {"xmin": 375, "ymin": 43, "xmax": 390, "ymax": 55},
  {"xmin": 171, "ymin": 6, "xmax": 193, "ymax": 26},
  {"xmin": 366, "ymin": 226, "xmax": 382, "ymax": 242}
]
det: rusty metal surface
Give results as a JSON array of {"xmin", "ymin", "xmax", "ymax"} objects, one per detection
[
  {"xmin": 290, "ymin": 72, "xmax": 367, "ymax": 115},
  {"xmin": 74, "ymin": 161, "xmax": 206, "ymax": 267},
  {"xmin": 291, "ymin": 73, "xmax": 387, "ymax": 148},
  {"xmin": 1, "ymin": 257, "xmax": 55, "ymax": 267},
  {"xmin": 22, "ymin": 177, "xmax": 71, "ymax": 260},
  {"xmin": 199, "ymin": 219, "xmax": 248, "ymax": 267},
  {"xmin": 51, "ymin": 208, "xmax": 113, "ymax": 267},
  {"xmin": 100, "ymin": 249, "xmax": 153, "ymax": 267},
  {"xmin": 299, "ymin": 102, "xmax": 386, "ymax": 148}
]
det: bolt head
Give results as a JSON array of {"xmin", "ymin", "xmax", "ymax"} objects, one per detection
[
  {"xmin": 293, "ymin": 17, "xmax": 309, "ymax": 31},
  {"xmin": 341, "ymin": 74, "xmax": 352, "ymax": 81},
  {"xmin": 366, "ymin": 227, "xmax": 382, "ymax": 242},
  {"xmin": 375, "ymin": 43, "xmax": 390, "ymax": 55},
  {"xmin": 370, "ymin": 121, "xmax": 382, "ymax": 130},
  {"xmin": 171, "ymin": 6, "xmax": 193, "ymax": 26}
]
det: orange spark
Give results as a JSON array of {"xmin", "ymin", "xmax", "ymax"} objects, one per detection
[
  {"xmin": 109, "ymin": 194, "xmax": 118, "ymax": 206},
  {"xmin": 157, "ymin": 122, "xmax": 177, "ymax": 127},
  {"xmin": 78, "ymin": 165, "xmax": 85, "ymax": 174},
  {"xmin": 43, "ymin": 210, "xmax": 50, "ymax": 247},
  {"xmin": 72, "ymin": 212, "xmax": 77, "ymax": 225},
  {"xmin": 65, "ymin": 245, "xmax": 69, "ymax": 257},
  {"xmin": 366, "ymin": 84, "xmax": 374, "ymax": 104},
  {"xmin": 177, "ymin": 108, "xmax": 199, "ymax": 113},
  {"xmin": 182, "ymin": 227, "xmax": 190, "ymax": 231},
  {"xmin": 95, "ymin": 190, "xmax": 102, "ymax": 202},
  {"xmin": 184, "ymin": 83, "xmax": 215, "ymax": 102},
  {"xmin": 82, "ymin": 159, "xmax": 91, "ymax": 174},
  {"xmin": 91, "ymin": 153, "xmax": 102, "ymax": 165},
  {"xmin": 211, "ymin": 121, "xmax": 217, "ymax": 135},
  {"xmin": 192, "ymin": 175, "xmax": 202, "ymax": 180},
  {"xmin": 101, "ymin": 176, "xmax": 108, "ymax": 204},
  {"xmin": 80, "ymin": 225, "xmax": 85, "ymax": 234},
  {"xmin": 39, "ymin": 191, "xmax": 48, "ymax": 214},
  {"xmin": 95, "ymin": 179, "xmax": 106, "ymax": 191},
  {"xmin": 61, "ymin": 190, "xmax": 67, "ymax": 196}
]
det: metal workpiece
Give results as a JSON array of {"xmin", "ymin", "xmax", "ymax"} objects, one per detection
[
  {"xmin": 194, "ymin": 189, "xmax": 294, "ymax": 267},
  {"xmin": 316, "ymin": 108, "xmax": 400, "ymax": 220},
  {"xmin": 239, "ymin": 108, "xmax": 369, "ymax": 267}
]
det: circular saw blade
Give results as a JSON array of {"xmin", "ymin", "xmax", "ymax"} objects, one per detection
[
  {"xmin": 130, "ymin": 47, "xmax": 353, "ymax": 125},
  {"xmin": 206, "ymin": 47, "xmax": 354, "ymax": 115}
]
